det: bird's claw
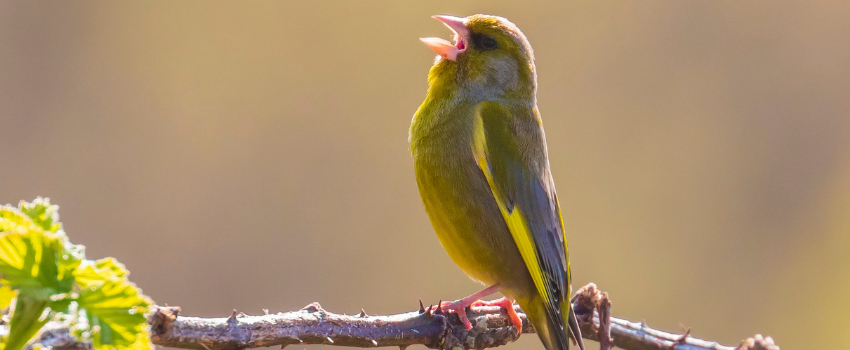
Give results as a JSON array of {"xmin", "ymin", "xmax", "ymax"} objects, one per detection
[
  {"xmin": 433, "ymin": 297, "xmax": 522, "ymax": 333},
  {"xmin": 470, "ymin": 297, "xmax": 522, "ymax": 333},
  {"xmin": 439, "ymin": 300, "xmax": 473, "ymax": 329}
]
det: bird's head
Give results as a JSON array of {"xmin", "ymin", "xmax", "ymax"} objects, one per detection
[{"xmin": 421, "ymin": 14, "xmax": 536, "ymax": 101}]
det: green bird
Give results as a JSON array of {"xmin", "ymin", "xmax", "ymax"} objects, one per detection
[{"xmin": 411, "ymin": 14, "xmax": 584, "ymax": 350}]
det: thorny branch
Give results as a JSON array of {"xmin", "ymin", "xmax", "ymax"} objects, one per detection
[{"xmin": 11, "ymin": 284, "xmax": 778, "ymax": 350}]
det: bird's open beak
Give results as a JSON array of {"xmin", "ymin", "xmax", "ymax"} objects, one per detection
[{"xmin": 420, "ymin": 15, "xmax": 469, "ymax": 61}]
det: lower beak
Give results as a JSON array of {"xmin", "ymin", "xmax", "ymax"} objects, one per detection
[{"xmin": 420, "ymin": 15, "xmax": 469, "ymax": 61}]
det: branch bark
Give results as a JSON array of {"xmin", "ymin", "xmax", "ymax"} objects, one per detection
[{"xmin": 12, "ymin": 283, "xmax": 779, "ymax": 350}]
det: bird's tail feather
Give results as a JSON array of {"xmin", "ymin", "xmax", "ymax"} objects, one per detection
[
  {"xmin": 565, "ymin": 301, "xmax": 585, "ymax": 350},
  {"xmin": 519, "ymin": 296, "xmax": 582, "ymax": 350}
]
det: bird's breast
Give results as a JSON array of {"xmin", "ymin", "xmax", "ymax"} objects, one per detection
[{"xmin": 411, "ymin": 106, "xmax": 529, "ymax": 289}]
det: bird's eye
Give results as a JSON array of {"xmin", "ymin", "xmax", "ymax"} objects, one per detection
[{"xmin": 481, "ymin": 36, "xmax": 497, "ymax": 49}]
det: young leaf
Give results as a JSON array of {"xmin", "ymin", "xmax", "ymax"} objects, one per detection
[
  {"xmin": 0, "ymin": 285, "xmax": 16, "ymax": 309},
  {"xmin": 0, "ymin": 214, "xmax": 78, "ymax": 297},
  {"xmin": 75, "ymin": 258, "xmax": 153, "ymax": 350},
  {"xmin": 0, "ymin": 202, "xmax": 83, "ymax": 350},
  {"xmin": 0, "ymin": 204, "xmax": 31, "ymax": 228},
  {"xmin": 18, "ymin": 198, "xmax": 61, "ymax": 233}
]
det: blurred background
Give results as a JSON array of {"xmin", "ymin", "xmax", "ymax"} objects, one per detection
[{"xmin": 2, "ymin": 1, "xmax": 848, "ymax": 349}]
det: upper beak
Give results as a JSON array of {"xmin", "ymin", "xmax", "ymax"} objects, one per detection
[{"xmin": 420, "ymin": 15, "xmax": 469, "ymax": 61}]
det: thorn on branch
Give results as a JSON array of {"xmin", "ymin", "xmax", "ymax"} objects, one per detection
[
  {"xmin": 676, "ymin": 328, "xmax": 692, "ymax": 344},
  {"xmin": 359, "ymin": 309, "xmax": 368, "ymax": 317},
  {"xmin": 419, "ymin": 299, "xmax": 426, "ymax": 314},
  {"xmin": 227, "ymin": 310, "xmax": 238, "ymax": 326},
  {"xmin": 301, "ymin": 302, "xmax": 323, "ymax": 313}
]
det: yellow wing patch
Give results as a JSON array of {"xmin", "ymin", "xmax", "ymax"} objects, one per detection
[{"xmin": 472, "ymin": 110, "xmax": 552, "ymax": 306}]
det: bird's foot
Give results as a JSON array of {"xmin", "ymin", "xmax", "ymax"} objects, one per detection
[
  {"xmin": 424, "ymin": 284, "xmax": 505, "ymax": 331},
  {"xmin": 471, "ymin": 297, "xmax": 522, "ymax": 333},
  {"xmin": 438, "ymin": 300, "xmax": 474, "ymax": 330}
]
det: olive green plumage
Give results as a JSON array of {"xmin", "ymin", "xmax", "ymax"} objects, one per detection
[{"xmin": 410, "ymin": 14, "xmax": 582, "ymax": 350}]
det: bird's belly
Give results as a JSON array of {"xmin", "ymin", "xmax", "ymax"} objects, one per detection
[{"xmin": 415, "ymin": 157, "xmax": 531, "ymax": 291}]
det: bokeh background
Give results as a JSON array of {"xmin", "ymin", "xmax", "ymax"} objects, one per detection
[{"xmin": 2, "ymin": 1, "xmax": 849, "ymax": 349}]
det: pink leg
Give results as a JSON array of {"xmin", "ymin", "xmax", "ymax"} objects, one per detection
[
  {"xmin": 439, "ymin": 284, "xmax": 502, "ymax": 329},
  {"xmin": 471, "ymin": 297, "xmax": 523, "ymax": 334}
]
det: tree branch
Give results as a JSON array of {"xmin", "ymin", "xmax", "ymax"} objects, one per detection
[{"xmin": 10, "ymin": 283, "xmax": 779, "ymax": 350}]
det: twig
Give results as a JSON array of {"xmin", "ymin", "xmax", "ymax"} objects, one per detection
[
  {"xmin": 597, "ymin": 292, "xmax": 613, "ymax": 350},
  {"xmin": 10, "ymin": 283, "xmax": 777, "ymax": 350}
]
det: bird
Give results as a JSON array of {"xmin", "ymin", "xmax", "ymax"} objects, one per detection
[{"xmin": 410, "ymin": 14, "xmax": 584, "ymax": 350}]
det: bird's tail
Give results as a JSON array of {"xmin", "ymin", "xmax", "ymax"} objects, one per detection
[
  {"xmin": 564, "ymin": 299, "xmax": 585, "ymax": 350},
  {"xmin": 519, "ymin": 296, "xmax": 584, "ymax": 350}
]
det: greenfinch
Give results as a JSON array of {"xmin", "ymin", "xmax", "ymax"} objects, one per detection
[{"xmin": 411, "ymin": 14, "xmax": 584, "ymax": 350}]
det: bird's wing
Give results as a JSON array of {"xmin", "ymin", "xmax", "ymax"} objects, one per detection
[{"xmin": 472, "ymin": 100, "xmax": 571, "ymax": 329}]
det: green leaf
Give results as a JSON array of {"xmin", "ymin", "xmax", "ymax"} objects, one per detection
[
  {"xmin": 0, "ymin": 205, "xmax": 33, "ymax": 233},
  {"xmin": 18, "ymin": 198, "xmax": 61, "ymax": 233},
  {"xmin": 0, "ymin": 201, "xmax": 82, "ymax": 290},
  {"xmin": 0, "ymin": 199, "xmax": 154, "ymax": 350},
  {"xmin": 0, "ymin": 201, "xmax": 83, "ymax": 350},
  {"xmin": 0, "ymin": 285, "xmax": 16, "ymax": 309},
  {"xmin": 0, "ymin": 216, "xmax": 78, "ymax": 295},
  {"xmin": 76, "ymin": 258, "xmax": 153, "ymax": 350}
]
